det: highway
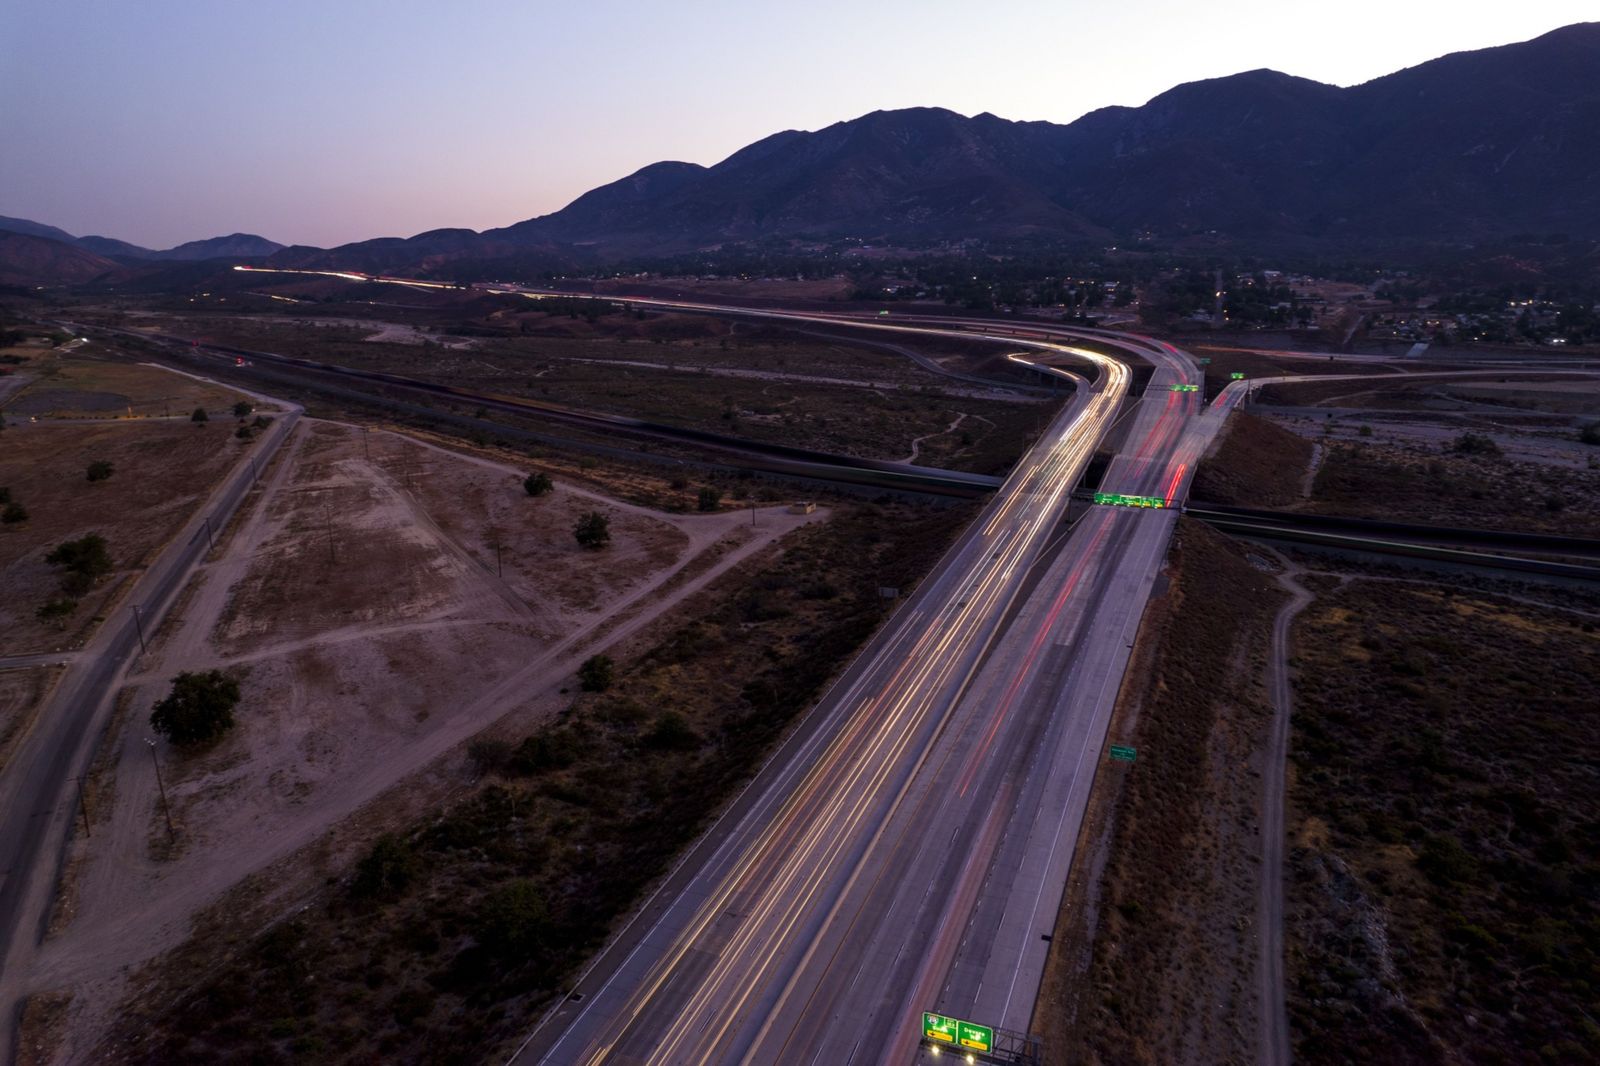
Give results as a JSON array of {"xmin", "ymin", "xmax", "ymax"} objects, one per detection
[
  {"xmin": 223, "ymin": 271, "xmax": 1230, "ymax": 1064},
  {"xmin": 0, "ymin": 389, "xmax": 301, "ymax": 1055},
  {"xmin": 476, "ymin": 307, "xmax": 1218, "ymax": 1064}
]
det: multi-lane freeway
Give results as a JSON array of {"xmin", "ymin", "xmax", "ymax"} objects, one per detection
[
  {"xmin": 220, "ymin": 275, "xmax": 1235, "ymax": 1063},
  {"xmin": 21, "ymin": 269, "xmax": 1238, "ymax": 1064}
]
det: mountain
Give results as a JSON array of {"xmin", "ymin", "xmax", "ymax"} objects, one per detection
[
  {"xmin": 0, "ymin": 217, "xmax": 281, "ymax": 261},
  {"xmin": 0, "ymin": 231, "xmax": 120, "ymax": 285},
  {"xmin": 271, "ymin": 22, "xmax": 1600, "ymax": 272},
  {"xmin": 12, "ymin": 23, "xmax": 1600, "ymax": 282},
  {"xmin": 0, "ymin": 215, "xmax": 79, "ymax": 245},
  {"xmin": 154, "ymin": 233, "xmax": 284, "ymax": 260}
]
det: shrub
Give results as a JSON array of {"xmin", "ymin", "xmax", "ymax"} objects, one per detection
[
  {"xmin": 234, "ymin": 425, "xmax": 253, "ymax": 440},
  {"xmin": 523, "ymin": 471, "xmax": 553, "ymax": 497},
  {"xmin": 573, "ymin": 511, "xmax": 610, "ymax": 549},
  {"xmin": 697, "ymin": 486, "xmax": 721, "ymax": 512},
  {"xmin": 477, "ymin": 879, "xmax": 548, "ymax": 956},
  {"xmin": 1, "ymin": 501, "xmax": 26, "ymax": 524},
  {"xmin": 0, "ymin": 487, "xmax": 9, "ymax": 504},
  {"xmin": 642, "ymin": 711, "xmax": 700, "ymax": 752},
  {"xmin": 351, "ymin": 834, "xmax": 418, "ymax": 901},
  {"xmin": 150, "ymin": 669, "xmax": 241, "ymax": 746},
  {"xmin": 36, "ymin": 597, "xmax": 77, "ymax": 623},
  {"xmin": 1450, "ymin": 432, "xmax": 1500, "ymax": 457},
  {"xmin": 191, "ymin": 406, "xmax": 209, "ymax": 423},
  {"xmin": 577, "ymin": 654, "xmax": 614, "ymax": 692},
  {"xmin": 1579, "ymin": 422, "xmax": 1600, "ymax": 446},
  {"xmin": 85, "ymin": 459, "xmax": 114, "ymax": 482},
  {"xmin": 232, "ymin": 401, "xmax": 253, "ymax": 417},
  {"xmin": 509, "ymin": 727, "xmax": 581, "ymax": 774}
]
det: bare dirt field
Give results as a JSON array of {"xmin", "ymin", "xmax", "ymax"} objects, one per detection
[
  {"xmin": 0, "ymin": 418, "xmax": 254, "ymax": 654},
  {"xmin": 8, "ymin": 352, "xmax": 247, "ymax": 419},
  {"xmin": 27, "ymin": 417, "xmax": 833, "ymax": 1062},
  {"xmin": 0, "ymin": 667, "xmax": 60, "ymax": 774},
  {"xmin": 89, "ymin": 310, "xmax": 1057, "ymax": 474}
]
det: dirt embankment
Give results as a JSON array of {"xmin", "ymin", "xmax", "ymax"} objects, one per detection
[
  {"xmin": 1035, "ymin": 519, "xmax": 1285, "ymax": 1065},
  {"xmin": 1285, "ymin": 575, "xmax": 1600, "ymax": 1065},
  {"xmin": 1190, "ymin": 411, "xmax": 1315, "ymax": 508}
]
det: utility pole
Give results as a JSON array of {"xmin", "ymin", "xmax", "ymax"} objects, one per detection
[
  {"xmin": 73, "ymin": 775, "xmax": 91, "ymax": 838},
  {"xmin": 324, "ymin": 498, "xmax": 337, "ymax": 564},
  {"xmin": 750, "ymin": 501, "xmax": 756, "ymax": 527},
  {"xmin": 146, "ymin": 739, "xmax": 176, "ymax": 841},
  {"xmin": 131, "ymin": 603, "xmax": 147, "ymax": 654},
  {"xmin": 201, "ymin": 515, "xmax": 215, "ymax": 551},
  {"xmin": 362, "ymin": 426, "xmax": 371, "ymax": 461}
]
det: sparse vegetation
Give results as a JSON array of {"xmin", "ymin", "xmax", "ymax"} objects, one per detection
[
  {"xmin": 149, "ymin": 670, "xmax": 241, "ymax": 747},
  {"xmin": 85, "ymin": 459, "xmax": 114, "ymax": 482},
  {"xmin": 1039, "ymin": 520, "xmax": 1284, "ymax": 1064},
  {"xmin": 696, "ymin": 485, "xmax": 721, "ymax": 512},
  {"xmin": 1286, "ymin": 574, "xmax": 1600, "ymax": 1064},
  {"xmin": 523, "ymin": 471, "xmax": 553, "ymax": 497},
  {"xmin": 1, "ymin": 501, "xmax": 25, "ymax": 524}
]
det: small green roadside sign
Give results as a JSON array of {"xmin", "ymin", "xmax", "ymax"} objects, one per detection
[
  {"xmin": 1110, "ymin": 745, "xmax": 1137, "ymax": 762},
  {"xmin": 1230, "ymin": 371, "xmax": 1246, "ymax": 380},
  {"xmin": 1199, "ymin": 356, "xmax": 1211, "ymax": 365}
]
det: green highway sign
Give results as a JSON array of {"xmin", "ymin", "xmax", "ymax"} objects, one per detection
[
  {"xmin": 1230, "ymin": 371, "xmax": 1246, "ymax": 380},
  {"xmin": 959, "ymin": 1020, "xmax": 995, "ymax": 1053},
  {"xmin": 1110, "ymin": 744, "xmax": 1137, "ymax": 762},
  {"xmin": 1093, "ymin": 492, "xmax": 1166, "ymax": 509},
  {"xmin": 1169, "ymin": 383, "xmax": 1199, "ymax": 392},
  {"xmin": 923, "ymin": 1012, "xmax": 960, "ymax": 1046},
  {"xmin": 922, "ymin": 1012, "xmax": 994, "ymax": 1054},
  {"xmin": 1199, "ymin": 357, "xmax": 1211, "ymax": 365}
]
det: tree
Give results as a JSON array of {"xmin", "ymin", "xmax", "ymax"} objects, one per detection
[
  {"xmin": 573, "ymin": 511, "xmax": 610, "ymax": 549},
  {"xmin": 150, "ymin": 669, "xmax": 241, "ymax": 746},
  {"xmin": 1580, "ymin": 423, "xmax": 1600, "ymax": 446},
  {"xmin": 697, "ymin": 486, "xmax": 721, "ymax": 512},
  {"xmin": 1, "ymin": 501, "xmax": 26, "ymax": 524},
  {"xmin": 45, "ymin": 533, "xmax": 112, "ymax": 595},
  {"xmin": 191, "ymin": 406, "xmax": 209, "ymax": 423},
  {"xmin": 577, "ymin": 654, "xmax": 614, "ymax": 693},
  {"xmin": 523, "ymin": 471, "xmax": 553, "ymax": 497},
  {"xmin": 232, "ymin": 400, "xmax": 253, "ymax": 417},
  {"xmin": 86, "ymin": 459, "xmax": 114, "ymax": 482}
]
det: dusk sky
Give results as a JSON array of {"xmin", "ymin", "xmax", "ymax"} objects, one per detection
[{"xmin": 2, "ymin": 1, "xmax": 1592, "ymax": 250}]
